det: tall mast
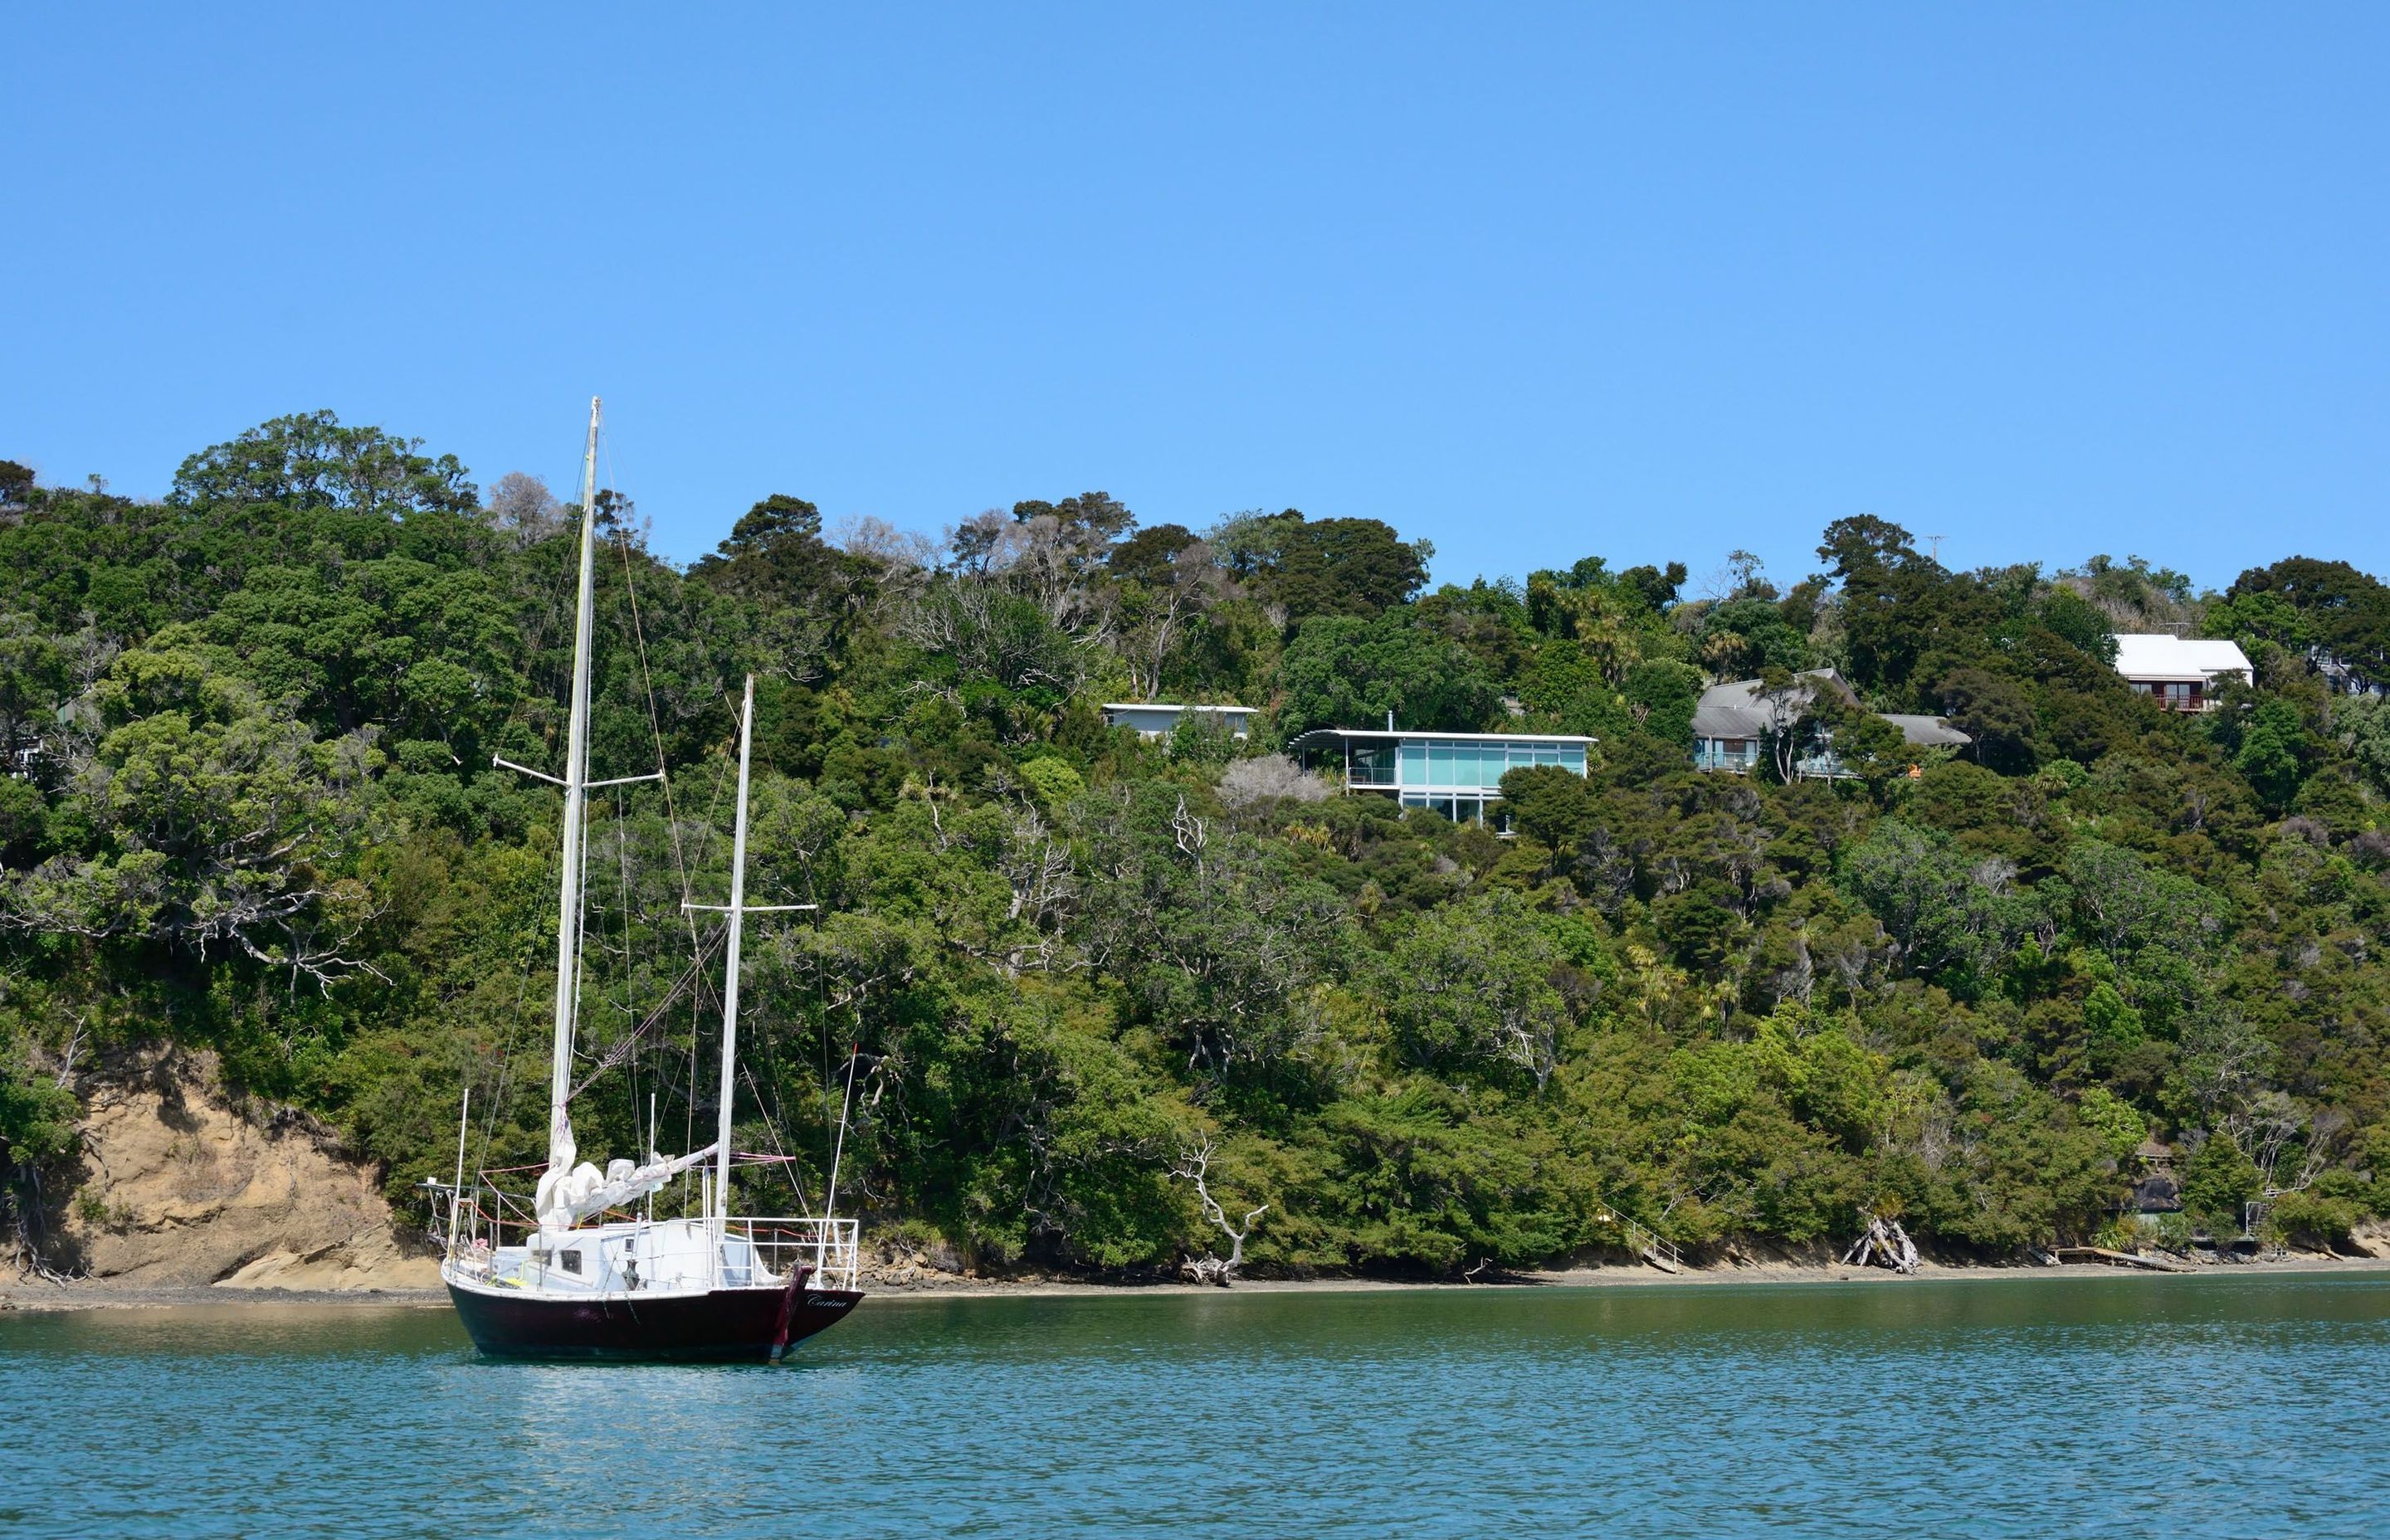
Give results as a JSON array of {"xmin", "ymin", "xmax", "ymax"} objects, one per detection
[
  {"xmin": 545, "ymin": 396, "xmax": 603, "ymax": 1188},
  {"xmin": 712, "ymin": 674, "xmax": 758, "ymax": 1228}
]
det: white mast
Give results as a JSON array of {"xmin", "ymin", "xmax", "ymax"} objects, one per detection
[
  {"xmin": 544, "ymin": 397, "xmax": 603, "ymax": 1196},
  {"xmin": 712, "ymin": 674, "xmax": 758, "ymax": 1229}
]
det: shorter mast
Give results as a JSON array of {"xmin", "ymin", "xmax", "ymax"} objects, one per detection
[{"xmin": 711, "ymin": 675, "xmax": 758, "ymax": 1229}]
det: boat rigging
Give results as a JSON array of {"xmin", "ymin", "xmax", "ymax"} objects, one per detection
[{"xmin": 432, "ymin": 397, "xmax": 863, "ymax": 1361}]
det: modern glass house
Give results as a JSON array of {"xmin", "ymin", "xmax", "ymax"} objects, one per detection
[{"xmin": 1286, "ymin": 729, "xmax": 1595, "ymax": 826}]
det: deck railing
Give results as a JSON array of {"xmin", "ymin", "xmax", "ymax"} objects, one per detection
[
  {"xmin": 432, "ymin": 1179, "xmax": 863, "ymax": 1290},
  {"xmin": 734, "ymin": 1216, "xmax": 863, "ymax": 1290},
  {"xmin": 1694, "ymin": 743, "xmax": 1759, "ymax": 774}
]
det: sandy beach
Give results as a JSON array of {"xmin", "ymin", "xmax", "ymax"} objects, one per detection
[{"xmin": 10, "ymin": 1252, "xmax": 2390, "ymax": 1314}]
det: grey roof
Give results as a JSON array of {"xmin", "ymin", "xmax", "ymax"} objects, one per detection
[
  {"xmin": 1691, "ymin": 670, "xmax": 1970, "ymax": 747},
  {"xmin": 1690, "ymin": 670, "xmax": 1852, "ymax": 739},
  {"xmin": 1690, "ymin": 690, "xmax": 1770, "ymax": 740},
  {"xmin": 1880, "ymin": 714, "xmax": 1973, "ymax": 748}
]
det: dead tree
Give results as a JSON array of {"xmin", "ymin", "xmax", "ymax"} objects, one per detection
[
  {"xmin": 1842, "ymin": 1211, "xmax": 1919, "ymax": 1274},
  {"xmin": 1172, "ymin": 1138, "xmax": 1266, "ymax": 1287}
]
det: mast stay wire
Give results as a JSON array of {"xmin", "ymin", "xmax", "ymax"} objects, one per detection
[
  {"xmin": 598, "ymin": 423, "xmax": 827, "ymax": 1215},
  {"xmin": 609, "ymin": 491, "xmax": 734, "ymax": 1194},
  {"xmin": 469, "ymin": 412, "xmax": 604, "ymax": 1187},
  {"xmin": 603, "ymin": 781, "xmax": 643, "ymax": 1141},
  {"xmin": 471, "ymin": 921, "xmax": 546, "ymax": 1184},
  {"xmin": 675, "ymin": 694, "xmax": 738, "ymax": 1204},
  {"xmin": 564, "ymin": 923, "xmax": 729, "ymax": 1102},
  {"xmin": 600, "ymin": 423, "xmax": 729, "ymax": 1192},
  {"xmin": 614, "ymin": 518, "xmax": 702, "ymax": 933}
]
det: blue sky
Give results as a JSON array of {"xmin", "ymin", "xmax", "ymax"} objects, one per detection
[{"xmin": 6, "ymin": 5, "xmax": 2384, "ymax": 595}]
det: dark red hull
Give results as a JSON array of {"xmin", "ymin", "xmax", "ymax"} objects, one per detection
[{"xmin": 446, "ymin": 1279, "xmax": 862, "ymax": 1362}]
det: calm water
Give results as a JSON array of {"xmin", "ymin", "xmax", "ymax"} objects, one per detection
[{"xmin": 5, "ymin": 1274, "xmax": 2386, "ymax": 1538}]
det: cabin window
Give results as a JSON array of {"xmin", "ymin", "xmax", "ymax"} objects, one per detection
[{"xmin": 561, "ymin": 1248, "xmax": 583, "ymax": 1275}]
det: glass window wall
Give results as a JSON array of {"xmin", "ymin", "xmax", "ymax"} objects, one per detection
[
  {"xmin": 1400, "ymin": 791, "xmax": 1488, "ymax": 825},
  {"xmin": 1349, "ymin": 745, "xmax": 1397, "ymax": 785},
  {"xmin": 1387, "ymin": 738, "xmax": 1590, "ymax": 793}
]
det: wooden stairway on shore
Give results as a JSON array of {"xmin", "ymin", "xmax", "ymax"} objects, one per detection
[{"xmin": 1613, "ymin": 1213, "xmax": 1683, "ymax": 1274}]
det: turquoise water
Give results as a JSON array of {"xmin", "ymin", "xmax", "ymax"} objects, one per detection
[{"xmin": 4, "ymin": 1275, "xmax": 2387, "ymax": 1538}]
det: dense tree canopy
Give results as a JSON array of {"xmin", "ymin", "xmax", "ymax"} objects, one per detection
[
  {"xmin": 5, "ymin": 410, "xmax": 2389, "ymax": 1276},
  {"xmin": 2219, "ymin": 557, "xmax": 2390, "ymax": 691}
]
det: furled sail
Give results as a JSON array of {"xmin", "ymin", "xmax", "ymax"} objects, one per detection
[{"xmin": 535, "ymin": 1144, "xmax": 719, "ymax": 1229}]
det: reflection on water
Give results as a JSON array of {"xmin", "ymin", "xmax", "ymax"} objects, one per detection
[{"xmin": 6, "ymin": 1275, "xmax": 2388, "ymax": 1538}]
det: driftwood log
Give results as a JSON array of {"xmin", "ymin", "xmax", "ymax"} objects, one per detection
[
  {"xmin": 1842, "ymin": 1211, "xmax": 1919, "ymax": 1274},
  {"xmin": 1173, "ymin": 1139, "xmax": 1266, "ymax": 1287}
]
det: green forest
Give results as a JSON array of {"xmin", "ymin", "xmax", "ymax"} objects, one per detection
[{"xmin": 7, "ymin": 413, "xmax": 2390, "ymax": 1276}]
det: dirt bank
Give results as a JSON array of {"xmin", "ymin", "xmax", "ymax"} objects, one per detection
[{"xmin": 29, "ymin": 1046, "xmax": 437, "ymax": 1296}]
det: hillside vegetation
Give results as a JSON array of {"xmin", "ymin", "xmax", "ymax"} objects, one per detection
[{"xmin": 5, "ymin": 420, "xmax": 2390, "ymax": 1275}]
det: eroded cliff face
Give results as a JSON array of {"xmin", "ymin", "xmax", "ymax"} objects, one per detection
[{"xmin": 60, "ymin": 1049, "xmax": 437, "ymax": 1291}]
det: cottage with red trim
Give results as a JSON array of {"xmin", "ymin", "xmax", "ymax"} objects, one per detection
[{"xmin": 2110, "ymin": 634, "xmax": 2252, "ymax": 713}]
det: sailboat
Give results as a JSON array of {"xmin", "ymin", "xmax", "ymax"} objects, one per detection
[{"xmin": 436, "ymin": 398, "xmax": 863, "ymax": 1361}]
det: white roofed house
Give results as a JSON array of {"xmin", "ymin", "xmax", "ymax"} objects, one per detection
[{"xmin": 2110, "ymin": 634, "xmax": 2253, "ymax": 713}]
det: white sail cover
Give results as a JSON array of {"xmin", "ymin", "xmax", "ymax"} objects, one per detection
[
  {"xmin": 534, "ymin": 1143, "xmax": 719, "ymax": 1229},
  {"xmin": 542, "ymin": 1104, "xmax": 579, "ymax": 1212}
]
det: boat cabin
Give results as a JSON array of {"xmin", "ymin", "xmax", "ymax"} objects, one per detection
[{"xmin": 470, "ymin": 1217, "xmax": 768, "ymax": 1295}]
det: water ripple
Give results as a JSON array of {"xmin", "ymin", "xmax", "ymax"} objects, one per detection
[{"xmin": 5, "ymin": 1274, "xmax": 2387, "ymax": 1538}]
